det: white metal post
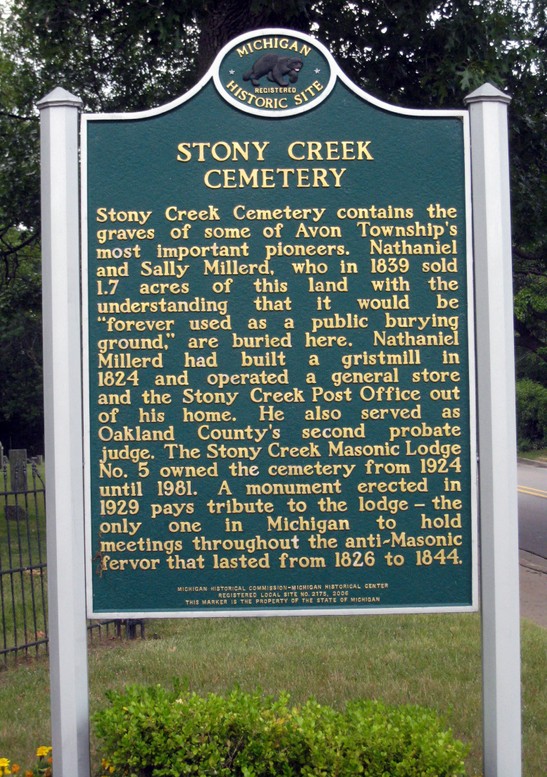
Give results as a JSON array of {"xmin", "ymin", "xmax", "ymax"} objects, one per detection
[
  {"xmin": 464, "ymin": 84, "xmax": 521, "ymax": 777},
  {"xmin": 38, "ymin": 87, "xmax": 90, "ymax": 777}
]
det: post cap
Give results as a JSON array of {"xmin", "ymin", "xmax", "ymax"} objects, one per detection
[
  {"xmin": 464, "ymin": 82, "xmax": 511, "ymax": 106},
  {"xmin": 37, "ymin": 87, "xmax": 83, "ymax": 111}
]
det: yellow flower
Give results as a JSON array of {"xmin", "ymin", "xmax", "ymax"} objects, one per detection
[
  {"xmin": 35, "ymin": 746, "xmax": 52, "ymax": 759},
  {"xmin": 0, "ymin": 757, "xmax": 11, "ymax": 776}
]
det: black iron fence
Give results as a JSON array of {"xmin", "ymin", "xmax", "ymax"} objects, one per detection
[
  {"xmin": 1, "ymin": 447, "xmax": 133, "ymax": 667},
  {"xmin": 0, "ymin": 448, "xmax": 48, "ymax": 665}
]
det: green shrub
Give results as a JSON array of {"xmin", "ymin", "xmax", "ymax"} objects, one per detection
[
  {"xmin": 94, "ymin": 685, "xmax": 469, "ymax": 776},
  {"xmin": 516, "ymin": 378, "xmax": 547, "ymax": 450}
]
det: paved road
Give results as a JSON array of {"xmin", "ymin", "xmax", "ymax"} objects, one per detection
[
  {"xmin": 518, "ymin": 460, "xmax": 547, "ymax": 560},
  {"xmin": 518, "ymin": 460, "xmax": 546, "ymax": 627}
]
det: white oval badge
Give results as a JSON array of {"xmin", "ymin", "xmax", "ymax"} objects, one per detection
[{"xmin": 213, "ymin": 28, "xmax": 336, "ymax": 117}]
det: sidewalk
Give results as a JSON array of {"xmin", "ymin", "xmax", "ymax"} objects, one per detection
[{"xmin": 519, "ymin": 550, "xmax": 546, "ymax": 628}]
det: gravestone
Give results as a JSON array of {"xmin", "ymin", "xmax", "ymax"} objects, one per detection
[
  {"xmin": 6, "ymin": 449, "xmax": 28, "ymax": 521},
  {"xmin": 9, "ymin": 449, "xmax": 28, "ymax": 492}
]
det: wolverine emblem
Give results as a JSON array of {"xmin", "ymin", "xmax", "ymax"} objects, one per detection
[{"xmin": 243, "ymin": 54, "xmax": 303, "ymax": 87}]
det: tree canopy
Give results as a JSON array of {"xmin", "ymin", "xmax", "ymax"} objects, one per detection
[{"xmin": 0, "ymin": 0, "xmax": 545, "ymax": 450}]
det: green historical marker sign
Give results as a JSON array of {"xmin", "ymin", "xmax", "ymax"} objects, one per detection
[{"xmin": 82, "ymin": 29, "xmax": 478, "ymax": 617}]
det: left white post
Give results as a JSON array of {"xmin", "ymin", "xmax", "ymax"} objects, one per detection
[{"xmin": 38, "ymin": 87, "xmax": 90, "ymax": 777}]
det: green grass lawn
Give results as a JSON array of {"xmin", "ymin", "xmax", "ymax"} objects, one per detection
[
  {"xmin": 519, "ymin": 448, "xmax": 547, "ymax": 462},
  {"xmin": 0, "ymin": 613, "xmax": 545, "ymax": 776}
]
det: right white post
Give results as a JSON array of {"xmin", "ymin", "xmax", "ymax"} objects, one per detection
[{"xmin": 464, "ymin": 84, "xmax": 521, "ymax": 777}]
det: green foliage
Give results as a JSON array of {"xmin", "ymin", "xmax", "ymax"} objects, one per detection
[
  {"xmin": 516, "ymin": 378, "xmax": 547, "ymax": 450},
  {"xmin": 0, "ymin": 13, "xmax": 43, "ymax": 451},
  {"xmin": 0, "ymin": 237, "xmax": 43, "ymax": 451},
  {"xmin": 515, "ymin": 274, "xmax": 547, "ymax": 384},
  {"xmin": 8, "ymin": 0, "xmax": 200, "ymax": 113},
  {"xmin": 94, "ymin": 685, "xmax": 469, "ymax": 777},
  {"xmin": 311, "ymin": 0, "xmax": 538, "ymax": 106}
]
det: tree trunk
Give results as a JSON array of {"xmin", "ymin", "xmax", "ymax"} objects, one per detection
[{"xmin": 195, "ymin": 0, "xmax": 311, "ymax": 75}]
